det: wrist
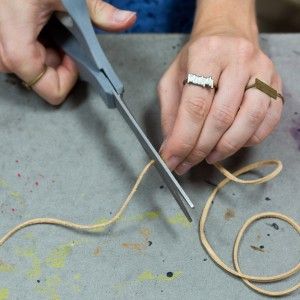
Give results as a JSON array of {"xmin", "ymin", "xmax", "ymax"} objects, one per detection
[{"xmin": 192, "ymin": 0, "xmax": 259, "ymax": 44}]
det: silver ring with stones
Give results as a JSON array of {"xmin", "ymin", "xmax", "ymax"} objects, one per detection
[{"xmin": 183, "ymin": 74, "xmax": 215, "ymax": 89}]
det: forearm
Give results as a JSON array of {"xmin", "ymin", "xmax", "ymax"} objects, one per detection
[{"xmin": 192, "ymin": 0, "xmax": 259, "ymax": 43}]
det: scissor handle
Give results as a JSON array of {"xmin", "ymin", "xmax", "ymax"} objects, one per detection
[{"xmin": 49, "ymin": 0, "xmax": 124, "ymax": 108}]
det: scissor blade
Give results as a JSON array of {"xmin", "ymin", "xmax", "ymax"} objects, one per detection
[{"xmin": 113, "ymin": 92, "xmax": 194, "ymax": 222}]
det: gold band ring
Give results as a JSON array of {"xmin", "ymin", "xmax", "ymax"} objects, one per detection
[
  {"xmin": 245, "ymin": 78, "xmax": 284, "ymax": 104},
  {"xmin": 22, "ymin": 65, "xmax": 48, "ymax": 90}
]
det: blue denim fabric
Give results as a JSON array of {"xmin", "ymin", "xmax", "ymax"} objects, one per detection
[{"xmin": 106, "ymin": 0, "xmax": 196, "ymax": 33}]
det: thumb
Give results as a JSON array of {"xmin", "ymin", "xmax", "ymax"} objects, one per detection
[{"xmin": 86, "ymin": 0, "xmax": 136, "ymax": 32}]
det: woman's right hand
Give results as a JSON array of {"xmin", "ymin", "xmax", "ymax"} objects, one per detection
[{"xmin": 0, "ymin": 0, "xmax": 136, "ymax": 104}]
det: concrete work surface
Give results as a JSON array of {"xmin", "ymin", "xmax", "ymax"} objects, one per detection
[{"xmin": 0, "ymin": 34, "xmax": 299, "ymax": 299}]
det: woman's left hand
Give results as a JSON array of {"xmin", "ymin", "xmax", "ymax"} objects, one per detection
[{"xmin": 158, "ymin": 7, "xmax": 283, "ymax": 175}]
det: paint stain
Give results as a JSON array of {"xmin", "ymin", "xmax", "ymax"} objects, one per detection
[
  {"xmin": 267, "ymin": 222, "xmax": 279, "ymax": 230},
  {"xmin": 122, "ymin": 242, "xmax": 146, "ymax": 251},
  {"xmin": 0, "ymin": 178, "xmax": 9, "ymax": 189},
  {"xmin": 0, "ymin": 260, "xmax": 15, "ymax": 272},
  {"xmin": 15, "ymin": 247, "xmax": 41, "ymax": 279},
  {"xmin": 122, "ymin": 228, "xmax": 151, "ymax": 251},
  {"xmin": 17, "ymin": 173, "xmax": 21, "ymax": 178},
  {"xmin": 45, "ymin": 242, "xmax": 79, "ymax": 268},
  {"xmin": 93, "ymin": 246, "xmax": 101, "ymax": 256},
  {"xmin": 148, "ymin": 241, "xmax": 153, "ymax": 246},
  {"xmin": 73, "ymin": 273, "xmax": 81, "ymax": 281},
  {"xmin": 124, "ymin": 210, "xmax": 160, "ymax": 223},
  {"xmin": 35, "ymin": 182, "xmax": 39, "ymax": 186},
  {"xmin": 0, "ymin": 288, "xmax": 9, "ymax": 300},
  {"xmin": 166, "ymin": 272, "xmax": 173, "ymax": 277},
  {"xmin": 137, "ymin": 271, "xmax": 182, "ymax": 282},
  {"xmin": 290, "ymin": 118, "xmax": 300, "ymax": 150},
  {"xmin": 9, "ymin": 191, "xmax": 22, "ymax": 200},
  {"xmin": 224, "ymin": 208, "xmax": 235, "ymax": 221},
  {"xmin": 250, "ymin": 245, "xmax": 265, "ymax": 253},
  {"xmin": 167, "ymin": 213, "xmax": 192, "ymax": 228},
  {"xmin": 159, "ymin": 185, "xmax": 164, "ymax": 189},
  {"xmin": 35, "ymin": 274, "xmax": 62, "ymax": 300},
  {"xmin": 265, "ymin": 197, "xmax": 271, "ymax": 201}
]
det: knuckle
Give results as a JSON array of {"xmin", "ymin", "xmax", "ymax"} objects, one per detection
[
  {"xmin": 247, "ymin": 107, "xmax": 265, "ymax": 125},
  {"xmin": 90, "ymin": 0, "xmax": 107, "ymax": 17},
  {"xmin": 188, "ymin": 36, "xmax": 221, "ymax": 55},
  {"xmin": 219, "ymin": 138, "xmax": 238, "ymax": 154},
  {"xmin": 188, "ymin": 147, "xmax": 208, "ymax": 163},
  {"xmin": 184, "ymin": 96, "xmax": 207, "ymax": 121},
  {"xmin": 249, "ymin": 134, "xmax": 264, "ymax": 145},
  {"xmin": 236, "ymin": 39, "xmax": 255, "ymax": 61},
  {"xmin": 211, "ymin": 105, "xmax": 235, "ymax": 131}
]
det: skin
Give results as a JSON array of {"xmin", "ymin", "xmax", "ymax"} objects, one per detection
[
  {"xmin": 0, "ymin": 0, "xmax": 283, "ymax": 174},
  {"xmin": 159, "ymin": 0, "xmax": 283, "ymax": 174},
  {"xmin": 0, "ymin": 0, "xmax": 136, "ymax": 103}
]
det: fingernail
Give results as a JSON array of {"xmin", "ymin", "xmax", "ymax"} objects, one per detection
[
  {"xmin": 206, "ymin": 152, "xmax": 221, "ymax": 164},
  {"xmin": 175, "ymin": 162, "xmax": 192, "ymax": 176},
  {"xmin": 113, "ymin": 10, "xmax": 136, "ymax": 23},
  {"xmin": 164, "ymin": 156, "xmax": 181, "ymax": 171},
  {"xmin": 159, "ymin": 140, "xmax": 167, "ymax": 154}
]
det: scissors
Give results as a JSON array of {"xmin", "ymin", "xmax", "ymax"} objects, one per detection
[{"xmin": 47, "ymin": 0, "xmax": 194, "ymax": 221}]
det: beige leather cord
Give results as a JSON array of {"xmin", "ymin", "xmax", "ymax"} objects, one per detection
[{"xmin": 0, "ymin": 159, "xmax": 299, "ymax": 297}]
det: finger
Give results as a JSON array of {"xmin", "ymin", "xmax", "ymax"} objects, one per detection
[
  {"xmin": 45, "ymin": 47, "xmax": 63, "ymax": 68},
  {"xmin": 33, "ymin": 49, "xmax": 78, "ymax": 105},
  {"xmin": 86, "ymin": 0, "xmax": 136, "ymax": 32},
  {"xmin": 158, "ymin": 60, "xmax": 182, "ymax": 142},
  {"xmin": 206, "ymin": 74, "xmax": 272, "ymax": 164},
  {"xmin": 160, "ymin": 63, "xmax": 220, "ymax": 171},
  {"xmin": 175, "ymin": 65, "xmax": 249, "ymax": 175},
  {"xmin": 245, "ymin": 75, "xmax": 283, "ymax": 147}
]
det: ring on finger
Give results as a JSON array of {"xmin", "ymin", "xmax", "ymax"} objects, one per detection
[
  {"xmin": 22, "ymin": 65, "xmax": 48, "ymax": 90},
  {"xmin": 245, "ymin": 78, "xmax": 284, "ymax": 104},
  {"xmin": 183, "ymin": 74, "xmax": 216, "ymax": 89}
]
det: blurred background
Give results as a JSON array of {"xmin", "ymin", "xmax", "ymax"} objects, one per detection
[
  {"xmin": 257, "ymin": 0, "xmax": 300, "ymax": 32},
  {"xmin": 107, "ymin": 0, "xmax": 300, "ymax": 33}
]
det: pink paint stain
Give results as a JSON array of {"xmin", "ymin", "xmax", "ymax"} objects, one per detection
[
  {"xmin": 15, "ymin": 160, "xmax": 19, "ymax": 163},
  {"xmin": 35, "ymin": 181, "xmax": 39, "ymax": 186},
  {"xmin": 17, "ymin": 173, "xmax": 21, "ymax": 178},
  {"xmin": 12, "ymin": 208, "xmax": 16, "ymax": 212}
]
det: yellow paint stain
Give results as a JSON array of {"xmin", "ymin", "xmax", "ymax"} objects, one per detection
[
  {"xmin": 35, "ymin": 274, "xmax": 61, "ymax": 300},
  {"xmin": 24, "ymin": 232, "xmax": 34, "ymax": 240},
  {"xmin": 0, "ymin": 288, "xmax": 9, "ymax": 300},
  {"xmin": 167, "ymin": 213, "xmax": 192, "ymax": 228},
  {"xmin": 137, "ymin": 271, "xmax": 182, "ymax": 282},
  {"xmin": 0, "ymin": 260, "xmax": 15, "ymax": 272},
  {"xmin": 73, "ymin": 273, "xmax": 81, "ymax": 281},
  {"xmin": 158, "ymin": 271, "xmax": 182, "ymax": 281},
  {"xmin": 9, "ymin": 191, "xmax": 22, "ymax": 200},
  {"xmin": 137, "ymin": 271, "xmax": 156, "ymax": 281},
  {"xmin": 45, "ymin": 241, "xmax": 81, "ymax": 269},
  {"xmin": 72, "ymin": 285, "xmax": 81, "ymax": 293},
  {"xmin": 124, "ymin": 211, "xmax": 160, "ymax": 223},
  {"xmin": 0, "ymin": 178, "xmax": 9, "ymax": 189},
  {"xmin": 15, "ymin": 247, "xmax": 41, "ymax": 279}
]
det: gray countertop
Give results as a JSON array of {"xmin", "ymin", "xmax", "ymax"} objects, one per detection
[{"xmin": 0, "ymin": 34, "xmax": 299, "ymax": 300}]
